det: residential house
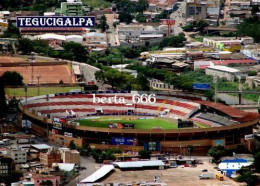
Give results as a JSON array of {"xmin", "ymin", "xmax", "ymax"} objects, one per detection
[
  {"xmin": 55, "ymin": 0, "xmax": 83, "ymax": 16},
  {"xmin": 40, "ymin": 150, "xmax": 61, "ymax": 168},
  {"xmin": 31, "ymin": 174, "xmax": 60, "ymax": 186},
  {"xmin": 186, "ymin": 0, "xmax": 207, "ymax": 19},
  {"xmin": 8, "ymin": 147, "xmax": 27, "ymax": 164}
]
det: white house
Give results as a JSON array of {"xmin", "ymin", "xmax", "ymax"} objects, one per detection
[{"xmin": 218, "ymin": 159, "xmax": 253, "ymax": 177}]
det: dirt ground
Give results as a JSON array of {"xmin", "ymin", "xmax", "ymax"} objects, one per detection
[
  {"xmin": 0, "ymin": 65, "xmax": 75, "ymax": 84},
  {"xmin": 0, "ymin": 55, "xmax": 59, "ymax": 63},
  {"xmin": 102, "ymin": 159, "xmax": 241, "ymax": 186}
]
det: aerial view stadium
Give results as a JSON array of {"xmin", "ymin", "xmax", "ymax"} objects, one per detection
[
  {"xmin": 19, "ymin": 91, "xmax": 259, "ymax": 155},
  {"xmin": 2, "ymin": 0, "xmax": 260, "ymax": 184}
]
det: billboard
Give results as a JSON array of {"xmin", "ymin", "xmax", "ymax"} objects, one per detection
[
  {"xmin": 245, "ymin": 134, "xmax": 254, "ymax": 140},
  {"xmin": 17, "ymin": 16, "xmax": 95, "ymax": 27},
  {"xmin": 53, "ymin": 118, "xmax": 62, "ymax": 130},
  {"xmin": 193, "ymin": 83, "xmax": 211, "ymax": 90},
  {"xmin": 64, "ymin": 132, "xmax": 73, "ymax": 137},
  {"xmin": 111, "ymin": 137, "xmax": 138, "ymax": 146}
]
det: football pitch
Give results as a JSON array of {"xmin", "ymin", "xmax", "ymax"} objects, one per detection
[{"xmin": 77, "ymin": 116, "xmax": 178, "ymax": 130}]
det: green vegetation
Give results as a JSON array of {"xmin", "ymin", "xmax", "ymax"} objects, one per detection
[
  {"xmin": 139, "ymin": 150, "xmax": 151, "ymax": 159},
  {"xmin": 237, "ymin": 16, "xmax": 260, "ymax": 43},
  {"xmin": 115, "ymin": 0, "xmax": 148, "ymax": 23},
  {"xmin": 0, "ymin": 23, "xmax": 20, "ymax": 38},
  {"xmin": 2, "ymin": 71, "xmax": 24, "ymax": 86},
  {"xmin": 0, "ymin": 77, "xmax": 8, "ymax": 118},
  {"xmin": 208, "ymin": 145, "xmax": 250, "ymax": 162},
  {"xmin": 160, "ymin": 34, "xmax": 186, "ymax": 47},
  {"xmin": 1, "ymin": 0, "xmax": 57, "ymax": 12},
  {"xmin": 5, "ymin": 86, "xmax": 82, "ymax": 97},
  {"xmin": 68, "ymin": 140, "xmax": 77, "ymax": 150},
  {"xmin": 153, "ymin": 10, "xmax": 170, "ymax": 22},
  {"xmin": 17, "ymin": 38, "xmax": 88, "ymax": 62},
  {"xmin": 77, "ymin": 117, "xmax": 178, "ymax": 130},
  {"xmin": 97, "ymin": 15, "xmax": 109, "ymax": 32},
  {"xmin": 91, "ymin": 149, "xmax": 117, "ymax": 163},
  {"xmin": 182, "ymin": 20, "xmax": 209, "ymax": 33},
  {"xmin": 84, "ymin": 0, "xmax": 111, "ymax": 8},
  {"xmin": 236, "ymin": 171, "xmax": 257, "ymax": 186},
  {"xmin": 254, "ymin": 151, "xmax": 260, "ymax": 172},
  {"xmin": 136, "ymin": 13, "xmax": 147, "ymax": 23}
]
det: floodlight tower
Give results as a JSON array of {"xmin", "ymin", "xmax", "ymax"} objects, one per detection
[{"xmin": 161, "ymin": 19, "xmax": 176, "ymax": 36}]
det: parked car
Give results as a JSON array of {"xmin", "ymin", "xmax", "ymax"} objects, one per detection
[{"xmin": 202, "ymin": 169, "xmax": 208, "ymax": 172}]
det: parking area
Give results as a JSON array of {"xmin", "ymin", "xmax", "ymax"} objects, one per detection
[{"xmin": 102, "ymin": 159, "xmax": 241, "ymax": 186}]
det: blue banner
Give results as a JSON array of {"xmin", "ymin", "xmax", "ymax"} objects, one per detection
[
  {"xmin": 111, "ymin": 137, "xmax": 137, "ymax": 145},
  {"xmin": 17, "ymin": 16, "xmax": 95, "ymax": 27},
  {"xmin": 193, "ymin": 83, "xmax": 211, "ymax": 90}
]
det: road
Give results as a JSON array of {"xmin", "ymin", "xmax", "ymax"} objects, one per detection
[
  {"xmin": 170, "ymin": 1, "xmax": 187, "ymax": 35},
  {"xmin": 67, "ymin": 156, "xmax": 99, "ymax": 186}
]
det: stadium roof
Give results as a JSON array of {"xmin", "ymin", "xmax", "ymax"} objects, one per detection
[
  {"xmin": 80, "ymin": 165, "xmax": 114, "ymax": 183},
  {"xmin": 113, "ymin": 160, "xmax": 165, "ymax": 169}
]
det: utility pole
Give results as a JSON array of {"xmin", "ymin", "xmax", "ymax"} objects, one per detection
[
  {"xmin": 24, "ymin": 84, "xmax": 28, "ymax": 133},
  {"xmin": 214, "ymin": 76, "xmax": 218, "ymax": 104},
  {"xmin": 37, "ymin": 75, "xmax": 41, "ymax": 95},
  {"xmin": 46, "ymin": 94, "xmax": 50, "ymax": 141}
]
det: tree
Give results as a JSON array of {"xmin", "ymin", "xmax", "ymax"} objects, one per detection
[
  {"xmin": 119, "ymin": 12, "xmax": 133, "ymax": 24},
  {"xmin": 99, "ymin": 15, "xmax": 109, "ymax": 32},
  {"xmin": 236, "ymin": 171, "xmax": 257, "ymax": 186},
  {"xmin": 0, "ymin": 77, "xmax": 7, "ymax": 118},
  {"xmin": 136, "ymin": 13, "xmax": 146, "ymax": 23},
  {"xmin": 2, "ymin": 22, "xmax": 20, "ymax": 38},
  {"xmin": 136, "ymin": 0, "xmax": 149, "ymax": 12},
  {"xmin": 2, "ymin": 71, "xmax": 23, "ymax": 86},
  {"xmin": 17, "ymin": 38, "xmax": 33, "ymax": 54},
  {"xmin": 4, "ymin": 171, "xmax": 23, "ymax": 185},
  {"xmin": 40, "ymin": 180, "xmax": 53, "ymax": 186},
  {"xmin": 137, "ymin": 73, "xmax": 150, "ymax": 91},
  {"xmin": 139, "ymin": 150, "xmax": 151, "ymax": 159},
  {"xmin": 237, "ymin": 16, "xmax": 260, "ymax": 43},
  {"xmin": 208, "ymin": 145, "xmax": 226, "ymax": 161},
  {"xmin": 63, "ymin": 42, "xmax": 88, "ymax": 62},
  {"xmin": 68, "ymin": 140, "xmax": 77, "ymax": 150},
  {"xmin": 254, "ymin": 151, "xmax": 260, "ymax": 172}
]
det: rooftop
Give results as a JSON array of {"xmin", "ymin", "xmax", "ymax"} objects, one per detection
[
  {"xmin": 113, "ymin": 160, "xmax": 165, "ymax": 169},
  {"xmin": 31, "ymin": 144, "xmax": 51, "ymax": 150},
  {"xmin": 206, "ymin": 65, "xmax": 240, "ymax": 73},
  {"xmin": 80, "ymin": 165, "xmax": 114, "ymax": 183}
]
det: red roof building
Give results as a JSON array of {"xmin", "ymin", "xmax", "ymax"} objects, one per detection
[{"xmin": 211, "ymin": 59, "xmax": 258, "ymax": 66}]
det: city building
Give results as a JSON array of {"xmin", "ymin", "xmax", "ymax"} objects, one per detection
[
  {"xmin": 8, "ymin": 147, "xmax": 27, "ymax": 164},
  {"xmin": 40, "ymin": 150, "xmax": 61, "ymax": 168},
  {"xmin": 0, "ymin": 156, "xmax": 15, "ymax": 176},
  {"xmin": 82, "ymin": 32, "xmax": 107, "ymax": 47},
  {"xmin": 116, "ymin": 24, "xmax": 166, "ymax": 43},
  {"xmin": 205, "ymin": 65, "xmax": 244, "ymax": 81},
  {"xmin": 186, "ymin": 0, "xmax": 207, "ymax": 19},
  {"xmin": 218, "ymin": 158, "xmax": 253, "ymax": 177},
  {"xmin": 20, "ymin": 27, "xmax": 88, "ymax": 36},
  {"xmin": 55, "ymin": 0, "xmax": 83, "ymax": 16},
  {"xmin": 31, "ymin": 174, "xmax": 60, "ymax": 186},
  {"xmin": 59, "ymin": 148, "xmax": 80, "ymax": 164}
]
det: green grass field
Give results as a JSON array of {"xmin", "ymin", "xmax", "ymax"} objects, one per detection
[
  {"xmin": 5, "ymin": 86, "xmax": 82, "ymax": 97},
  {"xmin": 77, "ymin": 117, "xmax": 178, "ymax": 130}
]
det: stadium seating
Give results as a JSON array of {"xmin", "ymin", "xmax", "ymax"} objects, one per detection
[{"xmin": 25, "ymin": 93, "xmax": 200, "ymax": 119}]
